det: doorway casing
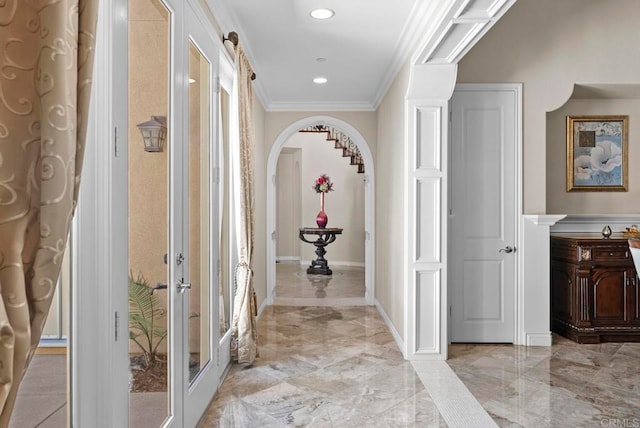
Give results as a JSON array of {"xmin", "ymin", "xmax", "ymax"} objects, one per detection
[{"xmin": 266, "ymin": 116, "xmax": 376, "ymax": 305}]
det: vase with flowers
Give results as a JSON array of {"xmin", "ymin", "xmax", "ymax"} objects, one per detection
[{"xmin": 313, "ymin": 174, "xmax": 333, "ymax": 228}]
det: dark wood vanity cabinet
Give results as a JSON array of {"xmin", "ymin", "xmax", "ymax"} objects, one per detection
[{"xmin": 551, "ymin": 234, "xmax": 640, "ymax": 343}]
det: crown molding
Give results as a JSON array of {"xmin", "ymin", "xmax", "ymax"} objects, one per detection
[
  {"xmin": 265, "ymin": 101, "xmax": 376, "ymax": 112},
  {"xmin": 372, "ymin": 0, "xmax": 455, "ymax": 108}
]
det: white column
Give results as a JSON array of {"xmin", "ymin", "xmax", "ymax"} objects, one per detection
[
  {"xmin": 520, "ymin": 215, "xmax": 566, "ymax": 346},
  {"xmin": 405, "ymin": 64, "xmax": 457, "ymax": 359}
]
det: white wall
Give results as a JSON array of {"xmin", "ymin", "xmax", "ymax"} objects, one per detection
[
  {"xmin": 457, "ymin": 0, "xmax": 640, "ymax": 214},
  {"xmin": 277, "ymin": 133, "xmax": 365, "ymax": 265},
  {"xmin": 375, "ymin": 61, "xmax": 411, "ymax": 339}
]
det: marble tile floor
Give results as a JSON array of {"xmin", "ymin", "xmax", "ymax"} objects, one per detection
[
  {"xmin": 274, "ymin": 263, "xmax": 366, "ymax": 306},
  {"xmin": 199, "ymin": 305, "xmax": 448, "ymax": 427},
  {"xmin": 203, "ymin": 259, "xmax": 640, "ymax": 428},
  {"xmin": 446, "ymin": 335, "xmax": 640, "ymax": 427}
]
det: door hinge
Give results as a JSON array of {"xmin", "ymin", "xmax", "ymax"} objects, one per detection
[
  {"xmin": 213, "ymin": 167, "xmax": 220, "ymax": 184},
  {"xmin": 214, "ymin": 76, "xmax": 220, "ymax": 93},
  {"xmin": 115, "ymin": 311, "xmax": 120, "ymax": 341},
  {"xmin": 449, "ymin": 306, "xmax": 452, "ymax": 317}
]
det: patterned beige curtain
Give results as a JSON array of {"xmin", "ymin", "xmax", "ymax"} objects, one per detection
[
  {"xmin": 0, "ymin": 0, "xmax": 97, "ymax": 423},
  {"xmin": 230, "ymin": 45, "xmax": 258, "ymax": 364}
]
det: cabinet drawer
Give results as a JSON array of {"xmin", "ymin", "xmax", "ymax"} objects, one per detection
[{"xmin": 592, "ymin": 247, "xmax": 630, "ymax": 262}]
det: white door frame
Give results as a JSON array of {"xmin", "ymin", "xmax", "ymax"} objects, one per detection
[
  {"xmin": 266, "ymin": 116, "xmax": 376, "ymax": 306},
  {"xmin": 448, "ymin": 83, "xmax": 523, "ymax": 344}
]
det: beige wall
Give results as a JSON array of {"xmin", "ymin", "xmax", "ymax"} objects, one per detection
[
  {"xmin": 547, "ymin": 98, "xmax": 640, "ymax": 214},
  {"xmin": 375, "ymin": 61, "xmax": 411, "ymax": 339},
  {"xmin": 277, "ymin": 133, "xmax": 366, "ymax": 264},
  {"xmin": 265, "ymin": 111, "xmax": 377, "ymax": 159},
  {"xmin": 457, "ymin": 0, "xmax": 640, "ymax": 213},
  {"xmin": 276, "ymin": 149, "xmax": 302, "ymax": 258}
]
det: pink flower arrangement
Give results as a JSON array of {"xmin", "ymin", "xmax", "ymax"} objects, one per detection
[{"xmin": 313, "ymin": 174, "xmax": 334, "ymax": 193}]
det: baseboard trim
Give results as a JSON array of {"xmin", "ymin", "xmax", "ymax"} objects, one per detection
[
  {"xmin": 276, "ymin": 256, "xmax": 300, "ymax": 262},
  {"xmin": 257, "ymin": 299, "xmax": 268, "ymax": 319},
  {"xmin": 375, "ymin": 299, "xmax": 406, "ymax": 359},
  {"xmin": 36, "ymin": 346, "xmax": 67, "ymax": 355},
  {"xmin": 526, "ymin": 332, "xmax": 552, "ymax": 347}
]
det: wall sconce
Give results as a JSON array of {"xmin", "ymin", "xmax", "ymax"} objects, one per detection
[{"xmin": 137, "ymin": 116, "xmax": 167, "ymax": 152}]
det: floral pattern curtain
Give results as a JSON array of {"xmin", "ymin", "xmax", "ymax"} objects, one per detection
[
  {"xmin": 230, "ymin": 44, "xmax": 258, "ymax": 364},
  {"xmin": 0, "ymin": 0, "xmax": 98, "ymax": 423}
]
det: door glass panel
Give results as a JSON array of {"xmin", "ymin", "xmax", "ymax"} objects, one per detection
[
  {"xmin": 128, "ymin": 0, "xmax": 170, "ymax": 425},
  {"xmin": 188, "ymin": 41, "xmax": 211, "ymax": 384},
  {"xmin": 219, "ymin": 87, "xmax": 232, "ymax": 339}
]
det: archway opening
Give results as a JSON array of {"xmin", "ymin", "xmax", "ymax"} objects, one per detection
[{"xmin": 266, "ymin": 116, "xmax": 375, "ymax": 306}]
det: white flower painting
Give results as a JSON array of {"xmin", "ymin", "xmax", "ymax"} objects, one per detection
[{"xmin": 568, "ymin": 116, "xmax": 628, "ymax": 191}]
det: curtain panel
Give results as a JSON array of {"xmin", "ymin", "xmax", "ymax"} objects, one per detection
[
  {"xmin": 0, "ymin": 0, "xmax": 98, "ymax": 423},
  {"xmin": 230, "ymin": 45, "xmax": 258, "ymax": 365}
]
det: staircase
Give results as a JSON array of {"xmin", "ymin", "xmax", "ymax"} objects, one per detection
[{"xmin": 299, "ymin": 124, "xmax": 365, "ymax": 173}]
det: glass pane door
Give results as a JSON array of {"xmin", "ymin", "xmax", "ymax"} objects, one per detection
[
  {"xmin": 127, "ymin": 0, "xmax": 171, "ymax": 426},
  {"xmin": 187, "ymin": 40, "xmax": 212, "ymax": 385},
  {"xmin": 182, "ymin": 4, "xmax": 221, "ymax": 425},
  {"xmin": 217, "ymin": 71, "xmax": 235, "ymax": 378}
]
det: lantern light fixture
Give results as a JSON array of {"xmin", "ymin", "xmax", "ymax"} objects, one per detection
[{"xmin": 137, "ymin": 116, "xmax": 167, "ymax": 153}]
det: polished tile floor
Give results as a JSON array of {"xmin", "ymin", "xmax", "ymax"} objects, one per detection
[{"xmin": 200, "ymin": 264, "xmax": 640, "ymax": 427}]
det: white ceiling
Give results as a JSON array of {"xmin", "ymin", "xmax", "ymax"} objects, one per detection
[
  {"xmin": 207, "ymin": 0, "xmax": 517, "ymax": 110},
  {"xmin": 208, "ymin": 0, "xmax": 438, "ymax": 110}
]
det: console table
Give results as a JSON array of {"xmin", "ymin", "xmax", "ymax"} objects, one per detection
[
  {"xmin": 551, "ymin": 233, "xmax": 640, "ymax": 343},
  {"xmin": 298, "ymin": 227, "xmax": 343, "ymax": 275}
]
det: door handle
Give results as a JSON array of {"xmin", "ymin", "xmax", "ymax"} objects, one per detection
[
  {"xmin": 499, "ymin": 246, "xmax": 515, "ymax": 254},
  {"xmin": 177, "ymin": 280, "xmax": 192, "ymax": 294}
]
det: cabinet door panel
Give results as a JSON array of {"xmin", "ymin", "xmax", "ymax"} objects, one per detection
[
  {"xmin": 551, "ymin": 262, "xmax": 573, "ymax": 321},
  {"xmin": 592, "ymin": 268, "xmax": 628, "ymax": 324}
]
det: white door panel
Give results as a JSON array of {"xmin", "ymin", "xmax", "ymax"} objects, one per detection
[{"xmin": 451, "ymin": 87, "xmax": 517, "ymax": 343}]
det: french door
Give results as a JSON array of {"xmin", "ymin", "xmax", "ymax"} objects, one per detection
[{"xmin": 125, "ymin": 0, "xmax": 230, "ymax": 425}]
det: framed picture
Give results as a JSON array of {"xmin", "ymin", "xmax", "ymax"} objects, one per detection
[{"xmin": 566, "ymin": 115, "xmax": 628, "ymax": 192}]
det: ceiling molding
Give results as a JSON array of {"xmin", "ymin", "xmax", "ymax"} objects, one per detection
[
  {"xmin": 413, "ymin": 0, "xmax": 518, "ymax": 65},
  {"xmin": 265, "ymin": 101, "xmax": 376, "ymax": 112},
  {"xmin": 372, "ymin": 0, "xmax": 456, "ymax": 109}
]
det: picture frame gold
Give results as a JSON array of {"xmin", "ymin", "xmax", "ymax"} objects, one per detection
[{"xmin": 566, "ymin": 115, "xmax": 628, "ymax": 192}]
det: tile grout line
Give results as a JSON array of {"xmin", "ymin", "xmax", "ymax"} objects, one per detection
[{"xmin": 412, "ymin": 360, "xmax": 498, "ymax": 428}]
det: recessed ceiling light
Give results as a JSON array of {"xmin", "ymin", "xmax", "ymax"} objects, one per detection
[
  {"xmin": 313, "ymin": 77, "xmax": 328, "ymax": 84},
  {"xmin": 310, "ymin": 8, "xmax": 335, "ymax": 20}
]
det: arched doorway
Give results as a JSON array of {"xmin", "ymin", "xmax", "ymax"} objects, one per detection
[{"xmin": 266, "ymin": 116, "xmax": 375, "ymax": 305}]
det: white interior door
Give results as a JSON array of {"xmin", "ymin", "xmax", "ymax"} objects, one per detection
[{"xmin": 450, "ymin": 84, "xmax": 518, "ymax": 343}]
